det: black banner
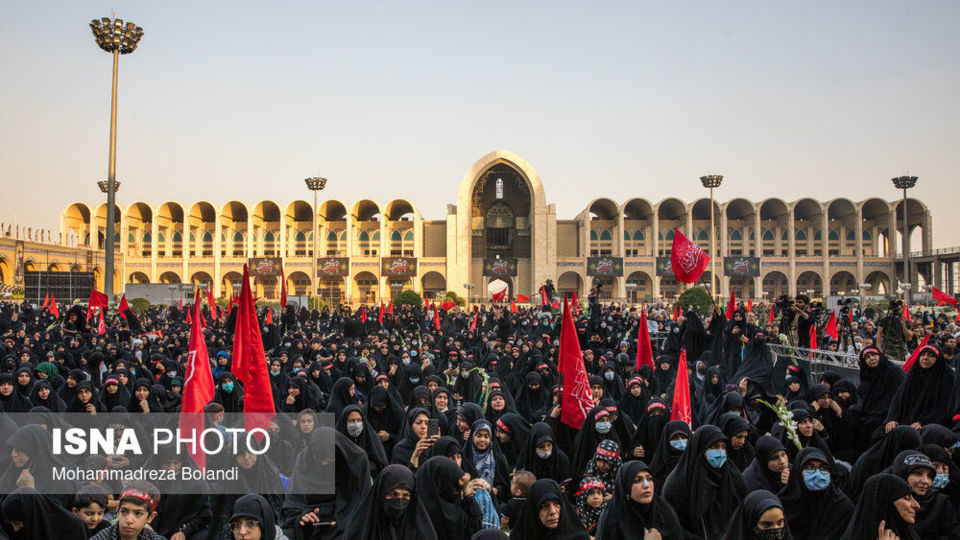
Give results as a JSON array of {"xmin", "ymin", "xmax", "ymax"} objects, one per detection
[
  {"xmin": 381, "ymin": 257, "xmax": 418, "ymax": 278},
  {"xmin": 724, "ymin": 256, "xmax": 761, "ymax": 277},
  {"xmin": 247, "ymin": 257, "xmax": 283, "ymax": 277},
  {"xmin": 587, "ymin": 256, "xmax": 624, "ymax": 277},
  {"xmin": 656, "ymin": 257, "xmax": 674, "ymax": 277},
  {"xmin": 317, "ymin": 257, "xmax": 349, "ymax": 277},
  {"xmin": 24, "ymin": 271, "xmax": 95, "ymax": 303},
  {"xmin": 483, "ymin": 258, "xmax": 518, "ymax": 277}
]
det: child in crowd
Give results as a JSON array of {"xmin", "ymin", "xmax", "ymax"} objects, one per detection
[
  {"xmin": 90, "ymin": 480, "xmax": 165, "ymax": 540},
  {"xmin": 500, "ymin": 469, "xmax": 535, "ymax": 531},
  {"xmin": 73, "ymin": 484, "xmax": 111, "ymax": 538}
]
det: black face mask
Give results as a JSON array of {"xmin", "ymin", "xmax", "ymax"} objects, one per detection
[
  {"xmin": 752, "ymin": 526, "xmax": 786, "ymax": 540},
  {"xmin": 382, "ymin": 497, "xmax": 410, "ymax": 519}
]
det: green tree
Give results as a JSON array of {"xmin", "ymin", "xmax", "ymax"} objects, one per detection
[
  {"xmin": 444, "ymin": 291, "xmax": 466, "ymax": 306},
  {"xmin": 676, "ymin": 286, "xmax": 715, "ymax": 317},
  {"xmin": 129, "ymin": 298, "xmax": 151, "ymax": 314},
  {"xmin": 393, "ymin": 290, "xmax": 423, "ymax": 307}
]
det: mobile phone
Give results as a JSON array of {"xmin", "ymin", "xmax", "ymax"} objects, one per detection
[{"xmin": 427, "ymin": 418, "xmax": 440, "ymax": 438}]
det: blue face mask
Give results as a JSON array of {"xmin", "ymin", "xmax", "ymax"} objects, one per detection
[
  {"xmin": 222, "ymin": 382, "xmax": 234, "ymax": 393},
  {"xmin": 670, "ymin": 439, "xmax": 688, "ymax": 451},
  {"xmin": 409, "ymin": 377, "xmax": 420, "ymax": 384},
  {"xmin": 802, "ymin": 469, "xmax": 831, "ymax": 491},
  {"xmin": 933, "ymin": 473, "xmax": 950, "ymax": 490},
  {"xmin": 705, "ymin": 448, "xmax": 727, "ymax": 468},
  {"xmin": 596, "ymin": 421, "xmax": 612, "ymax": 434}
]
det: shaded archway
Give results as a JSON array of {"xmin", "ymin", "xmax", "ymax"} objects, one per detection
[
  {"xmin": 222, "ymin": 271, "xmax": 243, "ymax": 298},
  {"xmin": 286, "ymin": 271, "xmax": 311, "ymax": 297},
  {"xmin": 793, "ymin": 199, "xmax": 823, "ymax": 257},
  {"xmin": 625, "ymin": 270, "xmax": 652, "ymax": 303},
  {"xmin": 660, "ymin": 276, "xmax": 680, "ymax": 300},
  {"xmin": 189, "ymin": 201, "xmax": 217, "ymax": 257},
  {"xmin": 588, "ymin": 198, "xmax": 619, "ymax": 257},
  {"xmin": 762, "ymin": 271, "xmax": 789, "ymax": 299},
  {"xmin": 354, "ymin": 271, "xmax": 378, "ymax": 304},
  {"xmin": 759, "ymin": 198, "xmax": 790, "ymax": 257},
  {"xmin": 159, "ymin": 271, "xmax": 180, "ymax": 284},
  {"xmin": 830, "ymin": 270, "xmax": 857, "ymax": 296},
  {"xmin": 657, "ymin": 198, "xmax": 687, "ymax": 256},
  {"xmin": 725, "ymin": 198, "xmax": 757, "ymax": 256},
  {"xmin": 129, "ymin": 272, "xmax": 150, "ymax": 284},
  {"xmin": 861, "ymin": 198, "xmax": 891, "ymax": 257},
  {"xmin": 557, "ymin": 271, "xmax": 584, "ymax": 299},
  {"xmin": 796, "ymin": 271, "xmax": 823, "ymax": 298},
  {"xmin": 317, "ymin": 276, "xmax": 345, "ymax": 306},
  {"xmin": 729, "ymin": 276, "xmax": 756, "ymax": 301},
  {"xmin": 254, "ymin": 275, "xmax": 278, "ymax": 300},
  {"xmin": 421, "ymin": 271, "xmax": 446, "ymax": 301},
  {"xmin": 864, "ymin": 271, "xmax": 892, "ymax": 296},
  {"xmin": 623, "ymin": 198, "xmax": 653, "ymax": 257},
  {"xmin": 190, "ymin": 271, "xmax": 213, "ymax": 290}
]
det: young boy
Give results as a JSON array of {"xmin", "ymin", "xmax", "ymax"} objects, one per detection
[
  {"xmin": 500, "ymin": 470, "xmax": 535, "ymax": 531},
  {"xmin": 73, "ymin": 484, "xmax": 111, "ymax": 538},
  {"xmin": 90, "ymin": 480, "xmax": 166, "ymax": 540}
]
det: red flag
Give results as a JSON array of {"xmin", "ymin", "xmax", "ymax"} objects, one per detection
[
  {"xmin": 361, "ymin": 306, "xmax": 368, "ymax": 323},
  {"xmin": 492, "ymin": 289, "xmax": 506, "ymax": 302},
  {"xmin": 725, "ymin": 289, "xmax": 736, "ymax": 320},
  {"xmin": 670, "ymin": 228, "xmax": 710, "ymax": 283},
  {"xmin": 118, "ymin": 295, "xmax": 130, "ymax": 320},
  {"xmin": 280, "ymin": 267, "xmax": 287, "ymax": 309},
  {"xmin": 231, "ymin": 265, "xmax": 276, "ymax": 437},
  {"xmin": 903, "ymin": 334, "xmax": 931, "ymax": 372},
  {"xmin": 378, "ymin": 301, "xmax": 384, "ymax": 325},
  {"xmin": 559, "ymin": 296, "xmax": 594, "ymax": 429},
  {"xmin": 265, "ymin": 307, "xmax": 273, "ymax": 325},
  {"xmin": 551, "ymin": 299, "xmax": 560, "ymax": 309},
  {"xmin": 903, "ymin": 304, "xmax": 912, "ymax": 322},
  {"xmin": 387, "ymin": 301, "xmax": 394, "ymax": 316},
  {"xmin": 954, "ymin": 312, "xmax": 960, "ymax": 326},
  {"xmin": 825, "ymin": 311, "xmax": 838, "ymax": 340},
  {"xmin": 49, "ymin": 295, "xmax": 59, "ymax": 319},
  {"xmin": 186, "ymin": 304, "xmax": 193, "ymax": 325},
  {"xmin": 540, "ymin": 287, "xmax": 549, "ymax": 306},
  {"xmin": 809, "ymin": 324, "xmax": 817, "ymax": 357},
  {"xmin": 768, "ymin": 306, "xmax": 775, "ymax": 326},
  {"xmin": 432, "ymin": 306, "xmax": 441, "ymax": 330},
  {"xmin": 933, "ymin": 287, "xmax": 958, "ymax": 306},
  {"xmin": 517, "ymin": 294, "xmax": 530, "ymax": 303},
  {"xmin": 510, "ymin": 300, "xmax": 519, "ymax": 313},
  {"xmin": 89, "ymin": 289, "xmax": 108, "ymax": 308},
  {"xmin": 470, "ymin": 308, "xmax": 478, "ymax": 333},
  {"xmin": 97, "ymin": 307, "xmax": 106, "ymax": 335},
  {"xmin": 672, "ymin": 305, "xmax": 679, "ymax": 321},
  {"xmin": 179, "ymin": 295, "xmax": 183, "ymax": 311},
  {"xmin": 848, "ymin": 307, "xmax": 854, "ymax": 325},
  {"xmin": 180, "ymin": 292, "xmax": 215, "ymax": 471},
  {"xmin": 636, "ymin": 308, "xmax": 654, "ymax": 371},
  {"xmin": 747, "ymin": 299, "xmax": 753, "ymax": 313},
  {"xmin": 441, "ymin": 300, "xmax": 457, "ymax": 310},
  {"xmin": 207, "ymin": 288, "xmax": 219, "ymax": 320},
  {"xmin": 572, "ymin": 290, "xmax": 580, "ymax": 315},
  {"xmin": 670, "ymin": 350, "xmax": 692, "ymax": 426},
  {"xmin": 424, "ymin": 294, "xmax": 431, "ymax": 308},
  {"xmin": 41, "ymin": 292, "xmax": 49, "ymax": 310}
]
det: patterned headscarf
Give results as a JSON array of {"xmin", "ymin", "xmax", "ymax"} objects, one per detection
[
  {"xmin": 583, "ymin": 439, "xmax": 622, "ymax": 492},
  {"xmin": 575, "ymin": 476, "xmax": 608, "ymax": 533}
]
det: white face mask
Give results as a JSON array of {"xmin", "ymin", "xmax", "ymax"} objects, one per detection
[
  {"xmin": 402, "ymin": 357, "xmax": 411, "ymax": 365},
  {"xmin": 536, "ymin": 448, "xmax": 552, "ymax": 459},
  {"xmin": 346, "ymin": 422, "xmax": 363, "ymax": 437},
  {"xmin": 604, "ymin": 371, "xmax": 615, "ymax": 381}
]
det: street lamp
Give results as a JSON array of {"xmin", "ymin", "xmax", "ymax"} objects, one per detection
[
  {"xmin": 700, "ymin": 174, "xmax": 723, "ymax": 301},
  {"xmin": 90, "ymin": 17, "xmax": 143, "ymax": 300},
  {"xmin": 304, "ymin": 177, "xmax": 328, "ymax": 296},
  {"xmin": 892, "ymin": 175, "xmax": 918, "ymax": 303}
]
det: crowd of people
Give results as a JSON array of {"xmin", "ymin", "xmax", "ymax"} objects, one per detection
[{"xmin": 1, "ymin": 285, "xmax": 960, "ymax": 539}]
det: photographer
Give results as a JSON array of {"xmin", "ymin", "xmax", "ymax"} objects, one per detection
[
  {"xmin": 787, "ymin": 294, "xmax": 813, "ymax": 347},
  {"xmin": 876, "ymin": 300, "xmax": 910, "ymax": 361}
]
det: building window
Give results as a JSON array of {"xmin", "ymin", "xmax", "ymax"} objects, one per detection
[{"xmin": 495, "ymin": 178, "xmax": 504, "ymax": 199}]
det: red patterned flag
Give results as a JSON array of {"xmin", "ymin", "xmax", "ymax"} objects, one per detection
[
  {"xmin": 571, "ymin": 290, "xmax": 581, "ymax": 315},
  {"xmin": 559, "ymin": 296, "xmax": 593, "ymax": 429},
  {"xmin": 825, "ymin": 311, "xmax": 839, "ymax": 341},
  {"xmin": 670, "ymin": 228, "xmax": 710, "ymax": 283},
  {"xmin": 41, "ymin": 293, "xmax": 49, "ymax": 310},
  {"xmin": 265, "ymin": 307, "xmax": 273, "ymax": 325},
  {"xmin": 433, "ymin": 307, "xmax": 441, "ymax": 330},
  {"xmin": 231, "ymin": 265, "xmax": 276, "ymax": 438},
  {"xmin": 49, "ymin": 295, "xmax": 59, "ymax": 320},
  {"xmin": 207, "ymin": 288, "xmax": 218, "ymax": 320},
  {"xmin": 117, "ymin": 295, "xmax": 130, "ymax": 320},
  {"xmin": 747, "ymin": 299, "xmax": 753, "ymax": 312},
  {"xmin": 517, "ymin": 294, "xmax": 530, "ymax": 303},
  {"xmin": 636, "ymin": 308, "xmax": 654, "ymax": 371},
  {"xmin": 903, "ymin": 334, "xmax": 931, "ymax": 372},
  {"xmin": 510, "ymin": 300, "xmax": 519, "ymax": 314},
  {"xmin": 97, "ymin": 307, "xmax": 106, "ymax": 335},
  {"xmin": 725, "ymin": 289, "xmax": 736, "ymax": 320},
  {"xmin": 361, "ymin": 306, "xmax": 368, "ymax": 323},
  {"xmin": 180, "ymin": 291, "xmax": 215, "ymax": 470},
  {"xmin": 932, "ymin": 287, "xmax": 958, "ymax": 306},
  {"xmin": 279, "ymin": 267, "xmax": 287, "ymax": 309},
  {"xmin": 470, "ymin": 308, "xmax": 478, "ymax": 333},
  {"xmin": 670, "ymin": 350, "xmax": 692, "ymax": 427}
]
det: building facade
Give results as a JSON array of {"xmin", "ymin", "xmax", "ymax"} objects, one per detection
[{"xmin": 49, "ymin": 149, "xmax": 942, "ymax": 305}]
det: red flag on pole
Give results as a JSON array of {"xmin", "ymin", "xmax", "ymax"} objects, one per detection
[
  {"xmin": 559, "ymin": 296, "xmax": 594, "ymax": 429},
  {"xmin": 809, "ymin": 324, "xmax": 817, "ymax": 357},
  {"xmin": 180, "ymin": 291, "xmax": 215, "ymax": 471},
  {"xmin": 572, "ymin": 290, "xmax": 580, "ymax": 315},
  {"xmin": 636, "ymin": 308, "xmax": 654, "ymax": 371},
  {"xmin": 441, "ymin": 300, "xmax": 457, "ymax": 310},
  {"xmin": 378, "ymin": 301, "xmax": 384, "ymax": 325},
  {"xmin": 825, "ymin": 311, "xmax": 839, "ymax": 340},
  {"xmin": 510, "ymin": 300, "xmax": 519, "ymax": 314},
  {"xmin": 424, "ymin": 294, "xmax": 431, "ymax": 309},
  {"xmin": 231, "ymin": 265, "xmax": 276, "ymax": 437},
  {"xmin": 97, "ymin": 307, "xmax": 106, "ymax": 335},
  {"xmin": 89, "ymin": 289, "xmax": 108, "ymax": 308},
  {"xmin": 361, "ymin": 306, "xmax": 368, "ymax": 323},
  {"xmin": 41, "ymin": 293, "xmax": 49, "ymax": 310},
  {"xmin": 551, "ymin": 299, "xmax": 560, "ymax": 309},
  {"xmin": 670, "ymin": 349, "xmax": 692, "ymax": 427},
  {"xmin": 186, "ymin": 304, "xmax": 192, "ymax": 325},
  {"xmin": 265, "ymin": 307, "xmax": 273, "ymax": 325},
  {"xmin": 768, "ymin": 306, "xmax": 775, "ymax": 326},
  {"xmin": 517, "ymin": 294, "xmax": 530, "ymax": 303},
  {"xmin": 540, "ymin": 286, "xmax": 549, "ymax": 306},
  {"xmin": 747, "ymin": 299, "xmax": 753, "ymax": 313},
  {"xmin": 903, "ymin": 304, "xmax": 912, "ymax": 322},
  {"xmin": 279, "ymin": 267, "xmax": 287, "ymax": 309},
  {"xmin": 179, "ymin": 295, "xmax": 183, "ymax": 312},
  {"xmin": 672, "ymin": 305, "xmax": 679, "ymax": 321},
  {"xmin": 903, "ymin": 334, "xmax": 931, "ymax": 372},
  {"xmin": 387, "ymin": 301, "xmax": 394, "ymax": 316},
  {"xmin": 492, "ymin": 289, "xmax": 506, "ymax": 302},
  {"xmin": 207, "ymin": 288, "xmax": 218, "ymax": 320},
  {"xmin": 725, "ymin": 289, "xmax": 736, "ymax": 320},
  {"xmin": 470, "ymin": 308, "xmax": 478, "ymax": 333},
  {"xmin": 432, "ymin": 307, "xmax": 441, "ymax": 330},
  {"xmin": 670, "ymin": 228, "xmax": 710, "ymax": 283},
  {"xmin": 49, "ymin": 295, "xmax": 59, "ymax": 319},
  {"xmin": 933, "ymin": 287, "xmax": 958, "ymax": 306},
  {"xmin": 118, "ymin": 295, "xmax": 130, "ymax": 320}
]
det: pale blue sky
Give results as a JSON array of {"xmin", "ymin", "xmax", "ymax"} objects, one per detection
[{"xmin": 1, "ymin": 2, "xmax": 958, "ymax": 246}]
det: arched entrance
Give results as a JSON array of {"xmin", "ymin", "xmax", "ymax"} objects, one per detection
[
  {"xmin": 129, "ymin": 272, "xmax": 150, "ymax": 284},
  {"xmin": 159, "ymin": 271, "xmax": 181, "ymax": 284},
  {"xmin": 354, "ymin": 271, "xmax": 378, "ymax": 304},
  {"xmin": 387, "ymin": 277, "xmax": 413, "ymax": 300},
  {"xmin": 729, "ymin": 276, "xmax": 756, "ymax": 300},
  {"xmin": 318, "ymin": 276, "xmax": 345, "ymax": 306},
  {"xmin": 762, "ymin": 271, "xmax": 789, "ymax": 299},
  {"xmin": 421, "ymin": 271, "xmax": 446, "ymax": 301},
  {"xmin": 190, "ymin": 271, "xmax": 213, "ymax": 290},
  {"xmin": 222, "ymin": 271, "xmax": 243, "ymax": 298},
  {"xmin": 797, "ymin": 271, "xmax": 823, "ymax": 298},
  {"xmin": 830, "ymin": 271, "xmax": 857, "ymax": 296},
  {"xmin": 864, "ymin": 271, "xmax": 891, "ymax": 296},
  {"xmin": 287, "ymin": 271, "xmax": 311, "ymax": 297},
  {"xmin": 625, "ymin": 271, "xmax": 652, "ymax": 304},
  {"xmin": 557, "ymin": 271, "xmax": 584, "ymax": 300}
]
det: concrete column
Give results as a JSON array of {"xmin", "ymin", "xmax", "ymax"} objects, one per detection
[
  {"xmin": 150, "ymin": 219, "xmax": 159, "ymax": 282},
  {"xmin": 856, "ymin": 210, "xmax": 864, "ymax": 284},
  {"xmin": 822, "ymin": 212, "xmax": 829, "ymax": 296},
  {"xmin": 652, "ymin": 218, "xmax": 660, "ymax": 257},
  {"xmin": 380, "ymin": 219, "xmax": 387, "ymax": 258},
  {"xmin": 247, "ymin": 220, "xmax": 254, "ymax": 258},
  {"xmin": 213, "ymin": 215, "xmax": 222, "ymax": 296},
  {"xmin": 753, "ymin": 213, "xmax": 761, "ymax": 257},
  {"xmin": 788, "ymin": 212, "xmax": 796, "ymax": 296},
  {"xmin": 685, "ymin": 211, "xmax": 693, "ymax": 237},
  {"xmin": 653, "ymin": 275, "xmax": 661, "ymax": 300}
]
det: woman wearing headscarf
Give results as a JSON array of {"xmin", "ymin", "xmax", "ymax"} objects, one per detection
[
  {"xmin": 336, "ymin": 404, "xmax": 389, "ymax": 477},
  {"xmin": 845, "ymin": 347, "xmax": 904, "ymax": 452},
  {"xmin": 719, "ymin": 414, "xmax": 757, "ymax": 472},
  {"xmin": 364, "ymin": 384, "xmax": 405, "ymax": 458},
  {"xmin": 27, "ymin": 379, "xmax": 65, "ymax": 412},
  {"xmin": 574, "ymin": 476, "xmax": 608, "ymax": 535},
  {"xmin": 494, "ymin": 412, "xmax": 531, "ymax": 472},
  {"xmin": 213, "ymin": 372, "xmax": 243, "ymax": 413},
  {"xmin": 451, "ymin": 402, "xmax": 484, "ymax": 443},
  {"xmin": 126, "ymin": 378, "xmax": 163, "ymax": 413},
  {"xmin": 0, "ymin": 372, "xmax": 33, "ymax": 413},
  {"xmin": 648, "ymin": 420, "xmax": 692, "ymax": 491},
  {"xmin": 741, "ymin": 436, "xmax": 791, "ymax": 494},
  {"xmin": 628, "ymin": 399, "xmax": 669, "ymax": 461},
  {"xmin": 578, "ymin": 440, "xmax": 623, "ymax": 496},
  {"xmin": 840, "ymin": 473, "xmax": 921, "ymax": 540},
  {"xmin": 919, "ymin": 426, "xmax": 960, "ymax": 504},
  {"xmin": 0, "ymin": 424, "xmax": 75, "ymax": 507},
  {"xmin": 847, "ymin": 426, "xmax": 922, "ymax": 498},
  {"xmin": 14, "ymin": 366, "xmax": 34, "ymax": 397},
  {"xmin": 886, "ymin": 344, "xmax": 955, "ymax": 430},
  {"xmin": 391, "ymin": 408, "xmax": 437, "ymax": 470},
  {"xmin": 594, "ymin": 460, "xmax": 683, "ymax": 539},
  {"xmin": 227, "ymin": 493, "xmax": 287, "ymax": 540},
  {"xmin": 518, "ymin": 422, "xmax": 572, "ymax": 484},
  {"xmin": 508, "ymin": 478, "xmax": 589, "ymax": 539},
  {"xmin": 66, "ymin": 380, "xmax": 103, "ymax": 413},
  {"xmin": 888, "ymin": 450, "xmax": 960, "ymax": 539},
  {"xmin": 779, "ymin": 408, "xmax": 832, "ymax": 463},
  {"xmin": 731, "ymin": 328, "xmax": 776, "ymax": 395},
  {"xmin": 619, "ymin": 376, "xmax": 651, "ymax": 424},
  {"xmin": 461, "ymin": 419, "xmax": 510, "ymax": 501},
  {"xmin": 663, "ymin": 424, "xmax": 747, "ymax": 539},
  {"xmin": 599, "ymin": 360, "xmax": 626, "ymax": 402},
  {"xmin": 324, "ymin": 377, "xmax": 359, "ymax": 416},
  {"xmin": 515, "ymin": 372, "xmax": 550, "ymax": 422},
  {"xmin": 778, "ymin": 447, "xmax": 853, "ymax": 540},
  {"xmin": 704, "ymin": 391, "xmax": 746, "ymax": 427},
  {"xmin": 483, "ymin": 388, "xmax": 514, "ymax": 425},
  {"xmin": 721, "ymin": 489, "xmax": 792, "ymax": 540},
  {"xmin": 722, "ymin": 309, "xmax": 748, "ymax": 379},
  {"xmin": 415, "ymin": 456, "xmax": 482, "ymax": 540},
  {"xmin": 0, "ymin": 487, "xmax": 88, "ymax": 539},
  {"xmin": 96, "ymin": 375, "xmax": 129, "ymax": 410},
  {"xmin": 569, "ymin": 406, "xmax": 624, "ymax": 480},
  {"xmin": 340, "ymin": 464, "xmax": 438, "ymax": 540},
  {"xmin": 454, "ymin": 362, "xmax": 484, "ymax": 405}
]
